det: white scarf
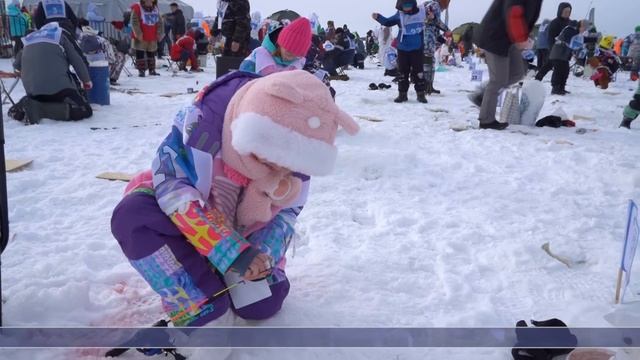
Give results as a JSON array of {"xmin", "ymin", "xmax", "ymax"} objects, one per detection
[{"xmin": 217, "ymin": 0, "xmax": 229, "ymax": 30}]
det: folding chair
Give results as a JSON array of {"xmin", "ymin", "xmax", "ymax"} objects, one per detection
[
  {"xmin": 126, "ymin": 53, "xmax": 141, "ymax": 77},
  {"xmin": 122, "ymin": 64, "xmax": 133, "ymax": 77},
  {"xmin": 164, "ymin": 57, "xmax": 177, "ymax": 72},
  {"xmin": 0, "ymin": 72, "xmax": 20, "ymax": 106}
]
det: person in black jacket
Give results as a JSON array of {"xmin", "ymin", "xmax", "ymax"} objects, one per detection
[
  {"xmin": 365, "ymin": 30, "xmax": 377, "ymax": 56},
  {"xmin": 546, "ymin": 20, "xmax": 582, "ymax": 95},
  {"xmin": 472, "ymin": 0, "xmax": 542, "ymax": 130},
  {"xmin": 535, "ymin": 2, "xmax": 571, "ymax": 82},
  {"xmin": 33, "ymin": 0, "xmax": 79, "ymax": 38},
  {"xmin": 323, "ymin": 27, "xmax": 354, "ymax": 80},
  {"xmin": 216, "ymin": 0, "xmax": 251, "ymax": 57},
  {"xmin": 170, "ymin": 3, "xmax": 186, "ymax": 40}
]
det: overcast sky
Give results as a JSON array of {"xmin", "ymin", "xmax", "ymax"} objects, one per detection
[{"xmin": 185, "ymin": 0, "xmax": 638, "ymax": 37}]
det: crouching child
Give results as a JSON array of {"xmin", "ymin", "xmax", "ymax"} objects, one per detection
[{"xmin": 111, "ymin": 70, "xmax": 358, "ymax": 336}]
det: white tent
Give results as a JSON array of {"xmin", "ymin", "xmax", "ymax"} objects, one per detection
[{"xmin": 22, "ymin": 0, "xmax": 194, "ymax": 23}]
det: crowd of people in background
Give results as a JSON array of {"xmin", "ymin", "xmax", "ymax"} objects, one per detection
[
  {"xmin": 3, "ymin": 0, "xmax": 216, "ymax": 125},
  {"xmin": 467, "ymin": 0, "xmax": 639, "ymax": 130},
  {"xmin": 1, "ymin": 0, "xmax": 639, "ymax": 132},
  {"xmin": 2, "ymin": 2, "xmax": 640, "ymax": 355}
]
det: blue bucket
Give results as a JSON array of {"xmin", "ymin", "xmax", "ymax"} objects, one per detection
[{"xmin": 87, "ymin": 65, "xmax": 110, "ymax": 105}]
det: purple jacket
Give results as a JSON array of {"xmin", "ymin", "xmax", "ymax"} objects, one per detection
[{"xmin": 150, "ymin": 71, "xmax": 309, "ymax": 281}]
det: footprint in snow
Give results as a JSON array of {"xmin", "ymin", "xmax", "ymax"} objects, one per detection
[
  {"xmin": 392, "ymin": 216, "xmax": 418, "ymax": 228},
  {"xmin": 361, "ymin": 166, "xmax": 383, "ymax": 181},
  {"xmin": 352, "ymin": 210, "xmax": 376, "ymax": 226}
]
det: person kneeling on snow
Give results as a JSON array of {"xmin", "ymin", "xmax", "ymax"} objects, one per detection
[
  {"xmin": 239, "ymin": 17, "xmax": 310, "ymax": 76},
  {"xmin": 322, "ymin": 27, "xmax": 355, "ymax": 81},
  {"xmin": 11, "ymin": 22, "xmax": 93, "ymax": 125},
  {"xmin": 170, "ymin": 33, "xmax": 202, "ymax": 72},
  {"xmin": 588, "ymin": 49, "xmax": 621, "ymax": 90},
  {"xmin": 111, "ymin": 70, "xmax": 359, "ymax": 331}
]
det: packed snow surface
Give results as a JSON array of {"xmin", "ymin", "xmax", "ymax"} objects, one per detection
[{"xmin": 2, "ymin": 56, "xmax": 640, "ymax": 359}]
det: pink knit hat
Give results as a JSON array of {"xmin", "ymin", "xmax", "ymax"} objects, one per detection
[{"xmin": 277, "ymin": 17, "xmax": 312, "ymax": 57}]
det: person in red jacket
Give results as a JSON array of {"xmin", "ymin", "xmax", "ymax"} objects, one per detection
[
  {"xmin": 170, "ymin": 33, "xmax": 203, "ymax": 72},
  {"xmin": 130, "ymin": 0, "xmax": 164, "ymax": 77},
  {"xmin": 471, "ymin": 0, "xmax": 542, "ymax": 130}
]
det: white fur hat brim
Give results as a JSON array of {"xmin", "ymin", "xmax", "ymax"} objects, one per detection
[{"xmin": 231, "ymin": 112, "xmax": 337, "ymax": 176}]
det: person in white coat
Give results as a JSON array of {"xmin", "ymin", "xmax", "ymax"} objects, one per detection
[{"xmin": 377, "ymin": 26, "xmax": 392, "ymax": 66}]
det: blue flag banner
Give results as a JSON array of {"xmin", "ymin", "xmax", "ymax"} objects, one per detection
[{"xmin": 618, "ymin": 200, "xmax": 639, "ymax": 303}]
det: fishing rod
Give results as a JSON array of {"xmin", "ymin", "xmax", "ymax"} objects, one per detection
[{"xmin": 105, "ymin": 280, "xmax": 245, "ymax": 358}]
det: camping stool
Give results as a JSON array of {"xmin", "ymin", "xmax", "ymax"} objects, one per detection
[
  {"xmin": 122, "ymin": 63, "xmax": 133, "ymax": 77},
  {"xmin": 164, "ymin": 57, "xmax": 177, "ymax": 72},
  {"xmin": 129, "ymin": 52, "xmax": 137, "ymax": 68},
  {"xmin": 337, "ymin": 66, "xmax": 348, "ymax": 77},
  {"xmin": 0, "ymin": 71, "xmax": 20, "ymax": 106}
]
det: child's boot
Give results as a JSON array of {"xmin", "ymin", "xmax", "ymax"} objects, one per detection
[
  {"xmin": 620, "ymin": 117, "xmax": 634, "ymax": 129},
  {"xmin": 417, "ymin": 92, "xmax": 428, "ymax": 103}
]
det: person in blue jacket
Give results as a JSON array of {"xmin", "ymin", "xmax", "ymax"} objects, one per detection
[
  {"xmin": 7, "ymin": 0, "xmax": 29, "ymax": 54},
  {"xmin": 535, "ymin": 19, "xmax": 551, "ymax": 70},
  {"xmin": 372, "ymin": 0, "xmax": 427, "ymax": 104}
]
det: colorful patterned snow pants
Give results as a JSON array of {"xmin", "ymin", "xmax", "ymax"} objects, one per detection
[{"xmin": 111, "ymin": 192, "xmax": 290, "ymax": 326}]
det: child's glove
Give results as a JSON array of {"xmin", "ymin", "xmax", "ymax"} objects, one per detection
[
  {"xmin": 229, "ymin": 248, "xmax": 273, "ymax": 281},
  {"xmin": 83, "ymin": 81, "xmax": 93, "ymax": 90},
  {"xmin": 631, "ymin": 71, "xmax": 639, "ymax": 82}
]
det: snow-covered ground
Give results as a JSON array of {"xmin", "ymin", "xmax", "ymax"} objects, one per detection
[{"xmin": 2, "ymin": 56, "xmax": 640, "ymax": 360}]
